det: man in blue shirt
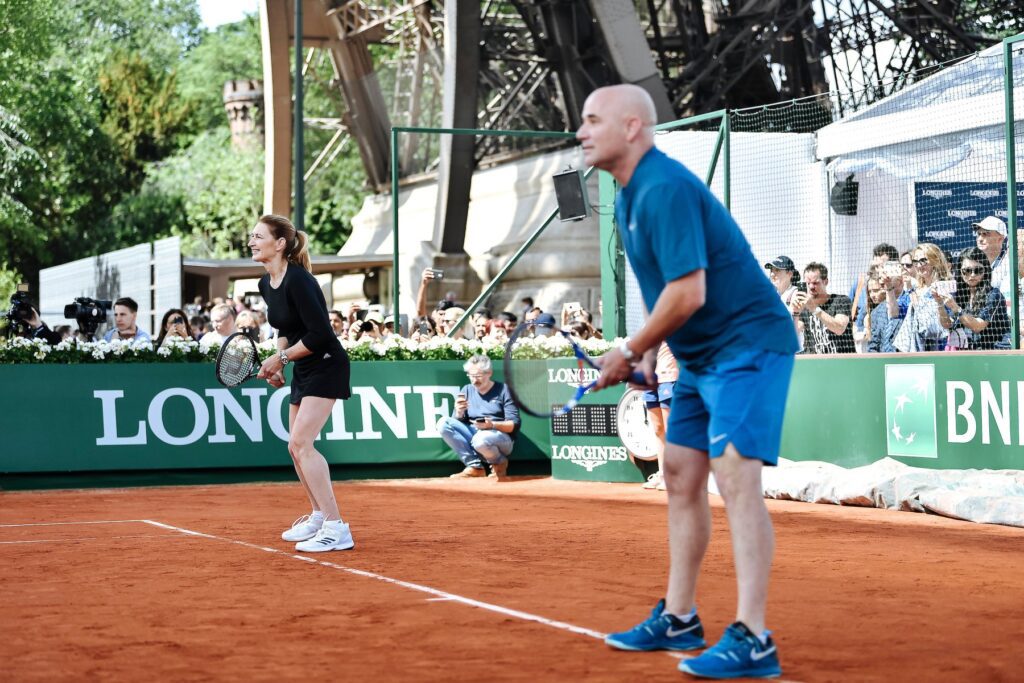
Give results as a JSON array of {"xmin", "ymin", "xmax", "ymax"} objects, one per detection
[
  {"xmin": 102, "ymin": 297, "xmax": 151, "ymax": 343},
  {"xmin": 438, "ymin": 354, "xmax": 520, "ymax": 481},
  {"xmin": 578, "ymin": 84, "xmax": 798, "ymax": 680}
]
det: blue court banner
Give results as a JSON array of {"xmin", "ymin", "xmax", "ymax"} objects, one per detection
[{"xmin": 914, "ymin": 182, "xmax": 1024, "ymax": 255}]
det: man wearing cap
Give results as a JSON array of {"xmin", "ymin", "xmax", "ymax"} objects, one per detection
[
  {"xmin": 974, "ymin": 216, "xmax": 1014, "ymax": 348},
  {"xmin": 532, "ymin": 311, "xmax": 558, "ymax": 336},
  {"xmin": 764, "ymin": 256, "xmax": 799, "ymax": 307},
  {"xmin": 974, "ymin": 216, "xmax": 1010, "ymax": 298}
]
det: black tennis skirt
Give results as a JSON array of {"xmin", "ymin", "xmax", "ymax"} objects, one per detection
[{"xmin": 289, "ymin": 348, "xmax": 351, "ymax": 405}]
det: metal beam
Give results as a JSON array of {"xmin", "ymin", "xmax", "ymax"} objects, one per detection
[
  {"xmin": 260, "ymin": 0, "xmax": 293, "ymax": 215},
  {"xmin": 434, "ymin": 0, "xmax": 480, "ymax": 254}
]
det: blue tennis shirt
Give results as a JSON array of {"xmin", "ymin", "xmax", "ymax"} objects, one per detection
[{"xmin": 615, "ymin": 146, "xmax": 799, "ymax": 371}]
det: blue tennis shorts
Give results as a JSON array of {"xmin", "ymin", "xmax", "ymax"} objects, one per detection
[
  {"xmin": 665, "ymin": 349, "xmax": 794, "ymax": 465},
  {"xmin": 643, "ymin": 381, "xmax": 674, "ymax": 408}
]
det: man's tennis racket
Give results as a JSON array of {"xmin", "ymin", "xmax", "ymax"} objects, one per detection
[
  {"xmin": 502, "ymin": 321, "xmax": 646, "ymax": 418},
  {"xmin": 214, "ymin": 332, "xmax": 261, "ymax": 387}
]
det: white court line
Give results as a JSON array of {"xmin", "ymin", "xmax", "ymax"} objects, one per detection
[
  {"xmin": 0, "ymin": 534, "xmax": 165, "ymax": 545},
  {"xmin": 139, "ymin": 519, "xmax": 607, "ymax": 641},
  {"xmin": 0, "ymin": 519, "xmax": 145, "ymax": 528}
]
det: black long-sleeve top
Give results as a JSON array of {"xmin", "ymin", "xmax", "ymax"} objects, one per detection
[{"xmin": 258, "ymin": 265, "xmax": 343, "ymax": 366}]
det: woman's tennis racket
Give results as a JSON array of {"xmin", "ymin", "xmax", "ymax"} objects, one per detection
[
  {"xmin": 502, "ymin": 321, "xmax": 646, "ymax": 418},
  {"xmin": 214, "ymin": 332, "xmax": 261, "ymax": 387}
]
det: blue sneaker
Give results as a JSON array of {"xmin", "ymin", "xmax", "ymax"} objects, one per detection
[
  {"xmin": 604, "ymin": 599, "xmax": 705, "ymax": 651},
  {"xmin": 679, "ymin": 622, "xmax": 781, "ymax": 679}
]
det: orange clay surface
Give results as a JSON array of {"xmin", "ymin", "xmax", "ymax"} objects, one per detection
[{"xmin": 1, "ymin": 476, "xmax": 1022, "ymax": 682}]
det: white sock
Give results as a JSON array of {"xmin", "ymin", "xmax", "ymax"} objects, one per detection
[
  {"xmin": 310, "ymin": 510, "xmax": 325, "ymax": 523},
  {"xmin": 674, "ymin": 607, "xmax": 697, "ymax": 621},
  {"xmin": 323, "ymin": 518, "xmax": 345, "ymax": 527},
  {"xmin": 757, "ymin": 631, "xmax": 770, "ymax": 646}
]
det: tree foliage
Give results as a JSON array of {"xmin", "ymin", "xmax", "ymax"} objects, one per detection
[{"xmin": 1, "ymin": 0, "xmax": 371, "ymax": 294}]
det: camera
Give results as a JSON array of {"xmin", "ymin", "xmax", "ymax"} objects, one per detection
[
  {"xmin": 4, "ymin": 290, "xmax": 36, "ymax": 334},
  {"xmin": 426, "ymin": 268, "xmax": 444, "ymax": 281},
  {"xmin": 64, "ymin": 297, "xmax": 112, "ymax": 340}
]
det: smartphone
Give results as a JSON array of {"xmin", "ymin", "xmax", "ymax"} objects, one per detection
[
  {"xmin": 473, "ymin": 417, "xmax": 488, "ymax": 424},
  {"xmin": 935, "ymin": 280, "xmax": 957, "ymax": 296},
  {"xmin": 417, "ymin": 321, "xmax": 431, "ymax": 334},
  {"xmin": 427, "ymin": 268, "xmax": 445, "ymax": 281},
  {"xmin": 882, "ymin": 262, "xmax": 902, "ymax": 279},
  {"xmin": 795, "ymin": 282, "xmax": 807, "ymax": 293}
]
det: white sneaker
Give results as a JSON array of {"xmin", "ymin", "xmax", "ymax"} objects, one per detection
[
  {"xmin": 642, "ymin": 472, "xmax": 663, "ymax": 490},
  {"xmin": 295, "ymin": 521, "xmax": 355, "ymax": 553},
  {"xmin": 281, "ymin": 514, "xmax": 323, "ymax": 542}
]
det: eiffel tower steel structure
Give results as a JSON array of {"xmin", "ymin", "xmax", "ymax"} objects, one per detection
[{"xmin": 262, "ymin": 0, "xmax": 1023, "ymax": 247}]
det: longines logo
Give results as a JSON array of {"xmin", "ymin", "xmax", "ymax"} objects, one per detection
[
  {"xmin": 92, "ymin": 385, "xmax": 460, "ymax": 446},
  {"xmin": 921, "ymin": 189, "xmax": 953, "ymax": 199},
  {"xmin": 547, "ymin": 367, "xmax": 600, "ymax": 387},
  {"xmin": 550, "ymin": 444, "xmax": 628, "ymax": 472},
  {"xmin": 970, "ymin": 189, "xmax": 999, "ymax": 200},
  {"xmin": 947, "ymin": 209, "xmax": 977, "ymax": 220}
]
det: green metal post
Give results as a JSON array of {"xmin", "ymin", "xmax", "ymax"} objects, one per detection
[
  {"xmin": 1004, "ymin": 34, "xmax": 1022, "ymax": 350},
  {"xmin": 724, "ymin": 111, "xmax": 732, "ymax": 210},
  {"xmin": 598, "ymin": 170, "xmax": 625, "ymax": 339},
  {"xmin": 705, "ymin": 115, "xmax": 727, "ymax": 186},
  {"xmin": 391, "ymin": 128, "xmax": 400, "ymax": 330}
]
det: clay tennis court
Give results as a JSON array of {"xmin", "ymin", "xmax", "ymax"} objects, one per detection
[{"xmin": 2, "ymin": 476, "xmax": 1021, "ymax": 682}]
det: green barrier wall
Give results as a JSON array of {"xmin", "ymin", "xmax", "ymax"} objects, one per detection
[
  {"xmin": 0, "ymin": 361, "xmax": 548, "ymax": 474},
  {"xmin": 2, "ymin": 353, "xmax": 1021, "ymax": 482},
  {"xmin": 782, "ymin": 353, "xmax": 1023, "ymax": 470}
]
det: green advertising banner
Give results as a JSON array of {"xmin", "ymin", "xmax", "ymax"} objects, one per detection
[
  {"xmin": 4, "ymin": 352, "xmax": 1020, "ymax": 480},
  {"xmin": 0, "ymin": 362, "xmax": 548, "ymax": 474},
  {"xmin": 544, "ymin": 358, "xmax": 641, "ymax": 483},
  {"xmin": 782, "ymin": 353, "xmax": 1024, "ymax": 470}
]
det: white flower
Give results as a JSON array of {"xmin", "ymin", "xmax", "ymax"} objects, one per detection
[
  {"xmin": 156, "ymin": 345, "xmax": 172, "ymax": 357},
  {"xmin": 34, "ymin": 350, "xmax": 47, "ymax": 360}
]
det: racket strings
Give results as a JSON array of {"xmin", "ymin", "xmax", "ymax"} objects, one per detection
[{"xmin": 217, "ymin": 338, "xmax": 258, "ymax": 387}]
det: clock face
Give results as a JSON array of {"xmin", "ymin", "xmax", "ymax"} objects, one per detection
[{"xmin": 616, "ymin": 389, "xmax": 660, "ymax": 460}]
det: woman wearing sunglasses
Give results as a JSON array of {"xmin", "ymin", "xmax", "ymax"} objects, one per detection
[
  {"xmin": 893, "ymin": 243, "xmax": 952, "ymax": 352},
  {"xmin": 934, "ymin": 247, "xmax": 1010, "ymax": 350}
]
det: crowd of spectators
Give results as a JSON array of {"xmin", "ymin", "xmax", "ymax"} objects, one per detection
[
  {"xmin": 767, "ymin": 214, "xmax": 1022, "ymax": 354},
  {"xmin": 15, "ymin": 219, "xmax": 1021, "ymax": 355}
]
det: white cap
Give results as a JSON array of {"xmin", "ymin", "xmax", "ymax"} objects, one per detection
[{"xmin": 971, "ymin": 215, "xmax": 1007, "ymax": 237}]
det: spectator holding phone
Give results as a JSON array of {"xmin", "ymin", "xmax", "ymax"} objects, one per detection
[
  {"xmin": 934, "ymin": 247, "xmax": 1009, "ymax": 350},
  {"xmin": 894, "ymin": 243, "xmax": 951, "ymax": 352},
  {"xmin": 790, "ymin": 262, "xmax": 854, "ymax": 354},
  {"xmin": 438, "ymin": 354, "xmax": 520, "ymax": 481},
  {"xmin": 415, "ymin": 267, "xmax": 446, "ymax": 317},
  {"xmin": 156, "ymin": 308, "xmax": 194, "ymax": 348}
]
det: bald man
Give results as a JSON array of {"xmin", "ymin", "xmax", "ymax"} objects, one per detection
[{"xmin": 579, "ymin": 85, "xmax": 797, "ymax": 680}]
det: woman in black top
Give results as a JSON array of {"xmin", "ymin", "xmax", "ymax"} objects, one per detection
[
  {"xmin": 935, "ymin": 246, "xmax": 1009, "ymax": 350},
  {"xmin": 249, "ymin": 214, "xmax": 354, "ymax": 553}
]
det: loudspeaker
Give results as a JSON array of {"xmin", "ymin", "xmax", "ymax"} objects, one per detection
[
  {"xmin": 552, "ymin": 168, "xmax": 591, "ymax": 222},
  {"xmin": 830, "ymin": 174, "xmax": 859, "ymax": 216}
]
